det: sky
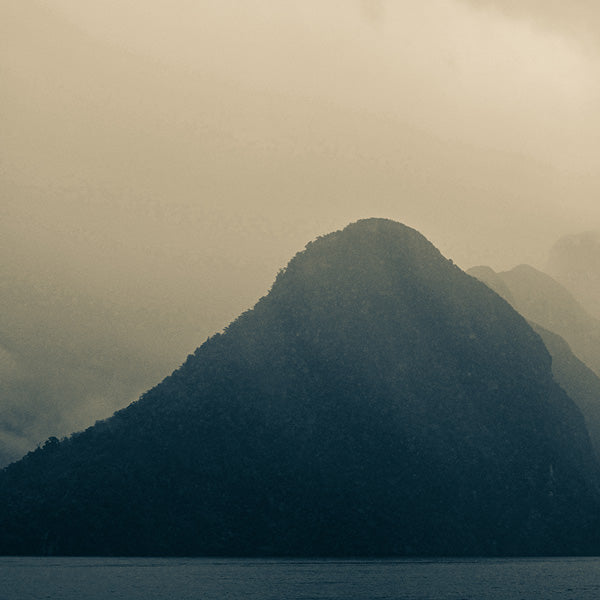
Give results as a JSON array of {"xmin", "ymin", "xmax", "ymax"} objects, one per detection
[{"xmin": 2, "ymin": 0, "xmax": 600, "ymax": 462}]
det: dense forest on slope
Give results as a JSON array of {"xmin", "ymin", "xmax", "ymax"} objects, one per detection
[{"xmin": 1, "ymin": 219, "xmax": 599, "ymax": 557}]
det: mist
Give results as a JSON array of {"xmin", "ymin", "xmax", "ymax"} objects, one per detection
[{"xmin": 2, "ymin": 0, "xmax": 600, "ymax": 462}]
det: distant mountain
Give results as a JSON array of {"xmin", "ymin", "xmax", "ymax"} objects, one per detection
[
  {"xmin": 1, "ymin": 219, "xmax": 599, "ymax": 557},
  {"xmin": 0, "ymin": 343, "xmax": 34, "ymax": 467},
  {"xmin": 466, "ymin": 266, "xmax": 515, "ymax": 305},
  {"xmin": 0, "ymin": 433, "xmax": 22, "ymax": 469},
  {"xmin": 474, "ymin": 264, "xmax": 600, "ymax": 378},
  {"xmin": 530, "ymin": 324, "xmax": 600, "ymax": 459},
  {"xmin": 468, "ymin": 265, "xmax": 600, "ymax": 457},
  {"xmin": 548, "ymin": 232, "xmax": 600, "ymax": 320}
]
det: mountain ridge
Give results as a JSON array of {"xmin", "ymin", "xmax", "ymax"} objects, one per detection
[
  {"xmin": 2, "ymin": 218, "xmax": 599, "ymax": 557},
  {"xmin": 467, "ymin": 264, "xmax": 600, "ymax": 458}
]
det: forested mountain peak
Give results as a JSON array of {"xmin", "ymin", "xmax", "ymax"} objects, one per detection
[{"xmin": 1, "ymin": 219, "xmax": 599, "ymax": 557}]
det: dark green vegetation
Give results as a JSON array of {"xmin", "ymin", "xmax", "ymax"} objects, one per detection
[{"xmin": 2, "ymin": 219, "xmax": 600, "ymax": 556}]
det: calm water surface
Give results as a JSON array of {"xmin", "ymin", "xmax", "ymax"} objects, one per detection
[{"xmin": 0, "ymin": 556, "xmax": 599, "ymax": 600}]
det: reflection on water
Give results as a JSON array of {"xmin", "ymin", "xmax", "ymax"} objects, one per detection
[{"xmin": 0, "ymin": 556, "xmax": 599, "ymax": 600}]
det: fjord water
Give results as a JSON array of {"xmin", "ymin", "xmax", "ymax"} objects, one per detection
[{"xmin": 1, "ymin": 557, "xmax": 599, "ymax": 599}]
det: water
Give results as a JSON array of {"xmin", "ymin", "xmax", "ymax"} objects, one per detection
[{"xmin": 1, "ymin": 556, "xmax": 599, "ymax": 599}]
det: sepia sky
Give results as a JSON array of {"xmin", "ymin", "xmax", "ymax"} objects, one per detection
[{"xmin": 2, "ymin": 0, "xmax": 600, "ymax": 459}]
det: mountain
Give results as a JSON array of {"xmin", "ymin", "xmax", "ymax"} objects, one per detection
[
  {"xmin": 1, "ymin": 219, "xmax": 599, "ymax": 557},
  {"xmin": 546, "ymin": 231, "xmax": 600, "ymax": 319},
  {"xmin": 548, "ymin": 232, "xmax": 600, "ymax": 320},
  {"xmin": 467, "ymin": 266, "xmax": 600, "ymax": 458},
  {"xmin": 466, "ymin": 266, "xmax": 515, "ymax": 305},
  {"xmin": 473, "ymin": 264, "xmax": 600, "ymax": 378},
  {"xmin": 3, "ymin": 1, "xmax": 598, "ymax": 469},
  {"xmin": 530, "ymin": 324, "xmax": 600, "ymax": 459}
]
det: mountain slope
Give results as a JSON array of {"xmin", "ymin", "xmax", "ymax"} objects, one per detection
[
  {"xmin": 1, "ymin": 219, "xmax": 599, "ymax": 557},
  {"xmin": 530, "ymin": 324, "xmax": 600, "ymax": 458},
  {"xmin": 497, "ymin": 265, "xmax": 600, "ymax": 377},
  {"xmin": 466, "ymin": 266, "xmax": 515, "ymax": 305},
  {"xmin": 467, "ymin": 265, "xmax": 600, "ymax": 458},
  {"xmin": 548, "ymin": 232, "xmax": 600, "ymax": 320}
]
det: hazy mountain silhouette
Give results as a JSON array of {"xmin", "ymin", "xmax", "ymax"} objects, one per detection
[
  {"xmin": 1, "ymin": 219, "xmax": 599, "ymax": 557},
  {"xmin": 466, "ymin": 266, "xmax": 515, "ymax": 305},
  {"xmin": 468, "ymin": 265, "xmax": 600, "ymax": 458},
  {"xmin": 4, "ymin": 0, "xmax": 598, "ymax": 468},
  {"xmin": 478, "ymin": 264, "xmax": 600, "ymax": 378},
  {"xmin": 548, "ymin": 232, "xmax": 600, "ymax": 320},
  {"xmin": 531, "ymin": 324, "xmax": 600, "ymax": 459}
]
